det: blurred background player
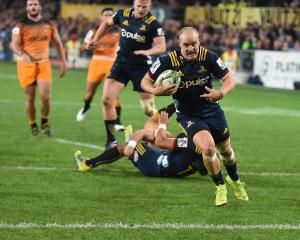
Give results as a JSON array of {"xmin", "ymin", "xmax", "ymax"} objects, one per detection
[
  {"xmin": 88, "ymin": 0, "xmax": 166, "ymax": 149},
  {"xmin": 141, "ymin": 27, "xmax": 248, "ymax": 206},
  {"xmin": 65, "ymin": 33, "xmax": 81, "ymax": 69},
  {"xmin": 76, "ymin": 8, "xmax": 124, "ymax": 131},
  {"xmin": 11, "ymin": 0, "xmax": 67, "ymax": 136}
]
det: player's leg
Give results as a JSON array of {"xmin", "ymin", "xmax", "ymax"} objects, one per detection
[
  {"xmin": 36, "ymin": 60, "xmax": 53, "ymax": 136},
  {"xmin": 130, "ymin": 65, "xmax": 158, "ymax": 117},
  {"xmin": 74, "ymin": 144, "xmax": 125, "ymax": 172},
  {"xmin": 217, "ymin": 139, "xmax": 249, "ymax": 201},
  {"xmin": 77, "ymin": 59, "xmax": 102, "ymax": 121},
  {"xmin": 102, "ymin": 78, "xmax": 125, "ymax": 148},
  {"xmin": 17, "ymin": 60, "xmax": 38, "ymax": 135},
  {"xmin": 193, "ymin": 130, "xmax": 227, "ymax": 206},
  {"xmin": 24, "ymin": 84, "xmax": 38, "ymax": 135},
  {"xmin": 77, "ymin": 81, "xmax": 100, "ymax": 121},
  {"xmin": 37, "ymin": 80, "xmax": 52, "ymax": 136},
  {"xmin": 139, "ymin": 92, "xmax": 158, "ymax": 117},
  {"xmin": 114, "ymin": 97, "xmax": 125, "ymax": 132}
]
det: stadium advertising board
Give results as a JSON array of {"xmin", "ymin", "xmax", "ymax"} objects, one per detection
[
  {"xmin": 61, "ymin": 3, "xmax": 171, "ymax": 22},
  {"xmin": 186, "ymin": 7, "xmax": 300, "ymax": 30},
  {"xmin": 253, "ymin": 50, "xmax": 300, "ymax": 90}
]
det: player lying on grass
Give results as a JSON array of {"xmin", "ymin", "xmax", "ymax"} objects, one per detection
[{"xmin": 74, "ymin": 110, "xmax": 208, "ymax": 177}]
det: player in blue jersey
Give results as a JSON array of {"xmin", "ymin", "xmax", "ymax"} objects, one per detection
[
  {"xmin": 88, "ymin": 0, "xmax": 166, "ymax": 149},
  {"xmin": 141, "ymin": 27, "xmax": 249, "ymax": 206},
  {"xmin": 74, "ymin": 111, "xmax": 207, "ymax": 178}
]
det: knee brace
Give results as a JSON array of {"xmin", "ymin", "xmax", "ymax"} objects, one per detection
[
  {"xmin": 218, "ymin": 148, "xmax": 235, "ymax": 162},
  {"xmin": 140, "ymin": 99, "xmax": 157, "ymax": 117}
]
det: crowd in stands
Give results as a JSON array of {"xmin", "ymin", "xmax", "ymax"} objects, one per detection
[{"xmin": 0, "ymin": 0, "xmax": 299, "ymax": 61}]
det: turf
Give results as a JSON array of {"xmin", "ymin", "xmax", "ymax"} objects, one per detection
[{"xmin": 0, "ymin": 61, "xmax": 299, "ymax": 239}]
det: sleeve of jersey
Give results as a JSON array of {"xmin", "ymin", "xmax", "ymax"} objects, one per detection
[
  {"xmin": 12, "ymin": 23, "xmax": 22, "ymax": 35},
  {"xmin": 206, "ymin": 50, "xmax": 229, "ymax": 79},
  {"xmin": 149, "ymin": 20, "xmax": 165, "ymax": 39},
  {"xmin": 112, "ymin": 10, "xmax": 123, "ymax": 25},
  {"xmin": 49, "ymin": 21, "xmax": 58, "ymax": 39},
  {"xmin": 147, "ymin": 55, "xmax": 170, "ymax": 81}
]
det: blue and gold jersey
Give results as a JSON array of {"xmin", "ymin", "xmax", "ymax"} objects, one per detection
[
  {"xmin": 112, "ymin": 8, "xmax": 164, "ymax": 66},
  {"xmin": 149, "ymin": 47, "xmax": 229, "ymax": 117},
  {"xmin": 132, "ymin": 139, "xmax": 204, "ymax": 178}
]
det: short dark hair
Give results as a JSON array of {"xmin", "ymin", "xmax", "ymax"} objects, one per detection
[{"xmin": 101, "ymin": 8, "xmax": 114, "ymax": 14}]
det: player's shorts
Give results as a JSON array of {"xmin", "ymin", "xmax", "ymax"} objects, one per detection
[
  {"xmin": 17, "ymin": 59, "xmax": 52, "ymax": 88},
  {"xmin": 177, "ymin": 111, "xmax": 230, "ymax": 144},
  {"xmin": 107, "ymin": 61, "xmax": 149, "ymax": 92},
  {"xmin": 87, "ymin": 59, "xmax": 113, "ymax": 83},
  {"xmin": 132, "ymin": 143, "xmax": 168, "ymax": 177}
]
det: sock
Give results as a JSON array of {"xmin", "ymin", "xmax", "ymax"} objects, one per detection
[
  {"xmin": 115, "ymin": 106, "xmax": 122, "ymax": 124},
  {"xmin": 86, "ymin": 146, "xmax": 122, "ymax": 167},
  {"xmin": 158, "ymin": 103, "xmax": 176, "ymax": 117},
  {"xmin": 82, "ymin": 99, "xmax": 91, "ymax": 114},
  {"xmin": 104, "ymin": 119, "xmax": 116, "ymax": 143},
  {"xmin": 41, "ymin": 118, "xmax": 48, "ymax": 125},
  {"xmin": 212, "ymin": 171, "xmax": 225, "ymax": 186},
  {"xmin": 224, "ymin": 162, "xmax": 239, "ymax": 181},
  {"xmin": 30, "ymin": 121, "xmax": 38, "ymax": 128}
]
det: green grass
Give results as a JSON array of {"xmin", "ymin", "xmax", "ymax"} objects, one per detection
[{"xmin": 0, "ymin": 61, "xmax": 299, "ymax": 239}]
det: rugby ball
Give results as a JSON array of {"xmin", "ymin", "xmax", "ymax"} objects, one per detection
[{"xmin": 154, "ymin": 70, "xmax": 181, "ymax": 88}]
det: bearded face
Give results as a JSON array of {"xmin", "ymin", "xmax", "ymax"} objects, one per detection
[{"xmin": 26, "ymin": 0, "xmax": 42, "ymax": 18}]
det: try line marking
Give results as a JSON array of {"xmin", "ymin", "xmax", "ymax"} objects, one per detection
[
  {"xmin": 1, "ymin": 166, "xmax": 299, "ymax": 177},
  {"xmin": 0, "ymin": 223, "xmax": 299, "ymax": 230},
  {"xmin": 55, "ymin": 138, "xmax": 104, "ymax": 151}
]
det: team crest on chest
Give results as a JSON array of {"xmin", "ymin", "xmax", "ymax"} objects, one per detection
[{"xmin": 139, "ymin": 24, "xmax": 146, "ymax": 31}]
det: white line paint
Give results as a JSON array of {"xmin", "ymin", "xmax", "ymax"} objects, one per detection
[
  {"xmin": 1, "ymin": 166, "xmax": 299, "ymax": 177},
  {"xmin": 55, "ymin": 138, "xmax": 104, "ymax": 150},
  {"xmin": 2, "ymin": 98, "xmax": 300, "ymax": 117},
  {"xmin": 0, "ymin": 223, "xmax": 299, "ymax": 230}
]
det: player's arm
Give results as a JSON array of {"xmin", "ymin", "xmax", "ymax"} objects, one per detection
[
  {"xmin": 124, "ymin": 129, "xmax": 155, "ymax": 158},
  {"xmin": 89, "ymin": 17, "xmax": 115, "ymax": 48},
  {"xmin": 200, "ymin": 52, "xmax": 236, "ymax": 102},
  {"xmin": 141, "ymin": 58, "xmax": 177, "ymax": 96},
  {"xmin": 154, "ymin": 111, "xmax": 176, "ymax": 151},
  {"xmin": 134, "ymin": 36, "xmax": 166, "ymax": 56},
  {"xmin": 11, "ymin": 25, "xmax": 31, "ymax": 64},
  {"xmin": 52, "ymin": 28, "xmax": 67, "ymax": 78}
]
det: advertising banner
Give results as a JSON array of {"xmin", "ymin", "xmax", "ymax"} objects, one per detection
[{"xmin": 253, "ymin": 50, "xmax": 300, "ymax": 89}]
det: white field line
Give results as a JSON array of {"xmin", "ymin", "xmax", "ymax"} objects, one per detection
[
  {"xmin": 1, "ymin": 165, "xmax": 299, "ymax": 177},
  {"xmin": 0, "ymin": 223, "xmax": 299, "ymax": 230},
  {"xmin": 55, "ymin": 138, "xmax": 104, "ymax": 151},
  {"xmin": 1, "ymin": 98, "xmax": 300, "ymax": 117}
]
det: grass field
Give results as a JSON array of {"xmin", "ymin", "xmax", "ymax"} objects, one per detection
[{"xmin": 0, "ymin": 61, "xmax": 299, "ymax": 239}]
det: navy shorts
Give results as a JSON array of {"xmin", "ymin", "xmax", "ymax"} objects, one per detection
[
  {"xmin": 177, "ymin": 111, "xmax": 230, "ymax": 144},
  {"xmin": 131, "ymin": 143, "xmax": 168, "ymax": 177},
  {"xmin": 107, "ymin": 61, "xmax": 149, "ymax": 92}
]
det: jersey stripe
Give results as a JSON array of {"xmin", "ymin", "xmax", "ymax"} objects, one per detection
[
  {"xmin": 123, "ymin": 8, "xmax": 131, "ymax": 17},
  {"xmin": 136, "ymin": 144, "xmax": 145, "ymax": 155},
  {"xmin": 169, "ymin": 51, "xmax": 179, "ymax": 67},
  {"xmin": 145, "ymin": 16, "xmax": 156, "ymax": 24}
]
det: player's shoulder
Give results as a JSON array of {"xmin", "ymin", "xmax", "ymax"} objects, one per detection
[
  {"xmin": 199, "ymin": 46, "xmax": 219, "ymax": 63},
  {"xmin": 167, "ymin": 49, "xmax": 181, "ymax": 67},
  {"xmin": 115, "ymin": 8, "xmax": 132, "ymax": 18}
]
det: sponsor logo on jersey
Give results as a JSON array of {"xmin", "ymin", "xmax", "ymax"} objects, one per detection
[
  {"xmin": 150, "ymin": 58, "xmax": 161, "ymax": 74},
  {"xmin": 122, "ymin": 20, "xmax": 129, "ymax": 26},
  {"xmin": 121, "ymin": 29, "xmax": 146, "ymax": 43},
  {"xmin": 178, "ymin": 76, "xmax": 209, "ymax": 89},
  {"xmin": 217, "ymin": 58, "xmax": 227, "ymax": 70},
  {"xmin": 157, "ymin": 28, "xmax": 164, "ymax": 36},
  {"xmin": 187, "ymin": 121, "xmax": 194, "ymax": 128},
  {"xmin": 177, "ymin": 70, "xmax": 184, "ymax": 77},
  {"xmin": 177, "ymin": 138, "xmax": 188, "ymax": 148},
  {"xmin": 12, "ymin": 27, "xmax": 20, "ymax": 35}
]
